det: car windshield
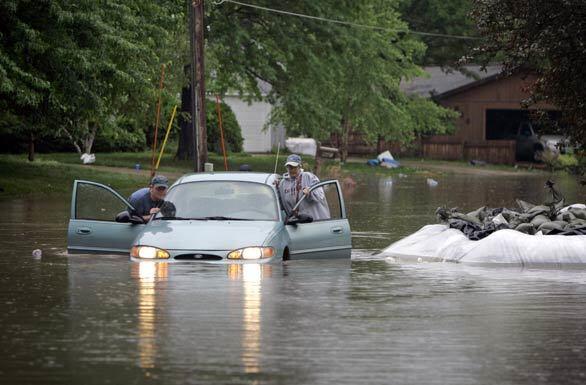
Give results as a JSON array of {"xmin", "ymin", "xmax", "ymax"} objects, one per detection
[{"xmin": 154, "ymin": 181, "xmax": 279, "ymax": 221}]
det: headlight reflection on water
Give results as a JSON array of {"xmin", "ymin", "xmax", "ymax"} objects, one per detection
[
  {"xmin": 227, "ymin": 264, "xmax": 272, "ymax": 375},
  {"xmin": 131, "ymin": 261, "xmax": 169, "ymax": 370}
]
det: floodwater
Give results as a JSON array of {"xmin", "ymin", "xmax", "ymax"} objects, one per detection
[{"xmin": 1, "ymin": 172, "xmax": 585, "ymax": 384}]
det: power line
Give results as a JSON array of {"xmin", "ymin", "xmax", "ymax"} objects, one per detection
[{"xmin": 213, "ymin": 0, "xmax": 480, "ymax": 41}]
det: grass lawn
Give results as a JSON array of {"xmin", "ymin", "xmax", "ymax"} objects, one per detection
[
  {"xmin": 37, "ymin": 151, "xmax": 423, "ymax": 175},
  {"xmin": 38, "ymin": 151, "xmax": 291, "ymax": 174},
  {"xmin": 5, "ymin": 149, "xmax": 562, "ymax": 199},
  {"xmin": 0, "ymin": 156, "xmax": 148, "ymax": 199}
]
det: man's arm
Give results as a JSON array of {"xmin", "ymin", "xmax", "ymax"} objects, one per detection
[
  {"xmin": 302, "ymin": 173, "xmax": 325, "ymax": 201},
  {"xmin": 128, "ymin": 194, "xmax": 153, "ymax": 222}
]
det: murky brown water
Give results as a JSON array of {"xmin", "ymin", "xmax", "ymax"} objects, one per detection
[{"xmin": 1, "ymin": 172, "xmax": 585, "ymax": 384}]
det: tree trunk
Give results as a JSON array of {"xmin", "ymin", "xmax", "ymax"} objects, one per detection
[
  {"xmin": 376, "ymin": 135, "xmax": 384, "ymax": 154},
  {"xmin": 314, "ymin": 140, "xmax": 322, "ymax": 177},
  {"xmin": 61, "ymin": 126, "xmax": 83, "ymax": 155},
  {"xmin": 340, "ymin": 98, "xmax": 353, "ymax": 163},
  {"xmin": 83, "ymin": 122, "xmax": 97, "ymax": 154},
  {"xmin": 28, "ymin": 132, "xmax": 35, "ymax": 162},
  {"xmin": 176, "ymin": 84, "xmax": 196, "ymax": 161},
  {"xmin": 340, "ymin": 117, "xmax": 351, "ymax": 163}
]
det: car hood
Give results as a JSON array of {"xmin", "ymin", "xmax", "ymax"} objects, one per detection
[{"xmin": 135, "ymin": 220, "xmax": 281, "ymax": 250}]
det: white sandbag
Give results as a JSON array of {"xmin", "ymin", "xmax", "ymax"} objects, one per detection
[
  {"xmin": 285, "ymin": 138, "xmax": 317, "ymax": 156},
  {"xmin": 380, "ymin": 224, "xmax": 586, "ymax": 265},
  {"xmin": 380, "ymin": 224, "xmax": 467, "ymax": 261},
  {"xmin": 377, "ymin": 150, "xmax": 394, "ymax": 162},
  {"xmin": 560, "ymin": 204, "xmax": 586, "ymax": 213},
  {"xmin": 80, "ymin": 153, "xmax": 95, "ymax": 164}
]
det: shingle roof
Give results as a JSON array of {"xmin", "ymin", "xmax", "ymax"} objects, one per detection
[{"xmin": 401, "ymin": 65, "xmax": 502, "ymax": 99}]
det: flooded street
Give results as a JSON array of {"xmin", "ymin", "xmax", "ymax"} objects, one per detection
[{"xmin": 1, "ymin": 172, "xmax": 586, "ymax": 384}]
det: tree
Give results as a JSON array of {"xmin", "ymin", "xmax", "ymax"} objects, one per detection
[
  {"xmin": 206, "ymin": 1, "xmax": 457, "ymax": 161},
  {"xmin": 0, "ymin": 0, "xmax": 185, "ymax": 158},
  {"xmin": 0, "ymin": 1, "xmax": 55, "ymax": 160},
  {"xmin": 472, "ymin": 0, "xmax": 586, "ymax": 149},
  {"xmin": 398, "ymin": 0, "xmax": 478, "ymax": 66}
]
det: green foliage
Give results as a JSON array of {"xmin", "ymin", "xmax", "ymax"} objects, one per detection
[
  {"xmin": 0, "ymin": 0, "xmax": 185, "ymax": 155},
  {"xmin": 1, "ymin": 0, "xmax": 460, "ymax": 159},
  {"xmin": 93, "ymin": 115, "xmax": 147, "ymax": 152},
  {"xmin": 398, "ymin": 0, "xmax": 478, "ymax": 66},
  {"xmin": 205, "ymin": 100, "xmax": 243, "ymax": 153},
  {"xmin": 472, "ymin": 0, "xmax": 586, "ymax": 150},
  {"xmin": 206, "ymin": 1, "xmax": 457, "ymax": 158}
]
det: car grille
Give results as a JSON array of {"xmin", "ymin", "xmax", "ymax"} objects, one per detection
[{"xmin": 174, "ymin": 253, "xmax": 223, "ymax": 261}]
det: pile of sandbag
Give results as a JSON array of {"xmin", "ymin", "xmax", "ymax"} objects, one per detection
[
  {"xmin": 380, "ymin": 224, "xmax": 586, "ymax": 264},
  {"xmin": 436, "ymin": 180, "xmax": 586, "ymax": 240},
  {"xmin": 437, "ymin": 201, "xmax": 586, "ymax": 240},
  {"xmin": 380, "ymin": 180, "xmax": 586, "ymax": 264}
]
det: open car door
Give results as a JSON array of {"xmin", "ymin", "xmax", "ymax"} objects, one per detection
[
  {"xmin": 285, "ymin": 180, "xmax": 352, "ymax": 259},
  {"xmin": 67, "ymin": 180, "xmax": 144, "ymax": 254}
]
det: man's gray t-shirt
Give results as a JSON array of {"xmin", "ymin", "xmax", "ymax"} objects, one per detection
[{"xmin": 128, "ymin": 188, "xmax": 161, "ymax": 217}]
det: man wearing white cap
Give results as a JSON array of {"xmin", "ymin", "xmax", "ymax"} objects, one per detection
[{"xmin": 276, "ymin": 154, "xmax": 330, "ymax": 221}]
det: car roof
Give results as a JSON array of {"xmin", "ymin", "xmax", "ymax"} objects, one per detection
[{"xmin": 173, "ymin": 172, "xmax": 278, "ymax": 186}]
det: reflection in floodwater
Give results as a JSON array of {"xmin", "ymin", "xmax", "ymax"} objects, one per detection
[
  {"xmin": 131, "ymin": 261, "xmax": 168, "ymax": 369},
  {"xmin": 227, "ymin": 264, "xmax": 272, "ymax": 375}
]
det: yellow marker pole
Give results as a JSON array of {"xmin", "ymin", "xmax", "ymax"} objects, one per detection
[
  {"xmin": 151, "ymin": 64, "xmax": 166, "ymax": 177},
  {"xmin": 155, "ymin": 105, "xmax": 178, "ymax": 171}
]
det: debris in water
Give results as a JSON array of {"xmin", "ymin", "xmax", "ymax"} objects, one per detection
[
  {"xmin": 426, "ymin": 178, "xmax": 438, "ymax": 187},
  {"xmin": 32, "ymin": 249, "xmax": 42, "ymax": 259}
]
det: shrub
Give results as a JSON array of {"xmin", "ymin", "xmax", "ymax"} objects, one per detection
[{"xmin": 205, "ymin": 100, "xmax": 243, "ymax": 153}]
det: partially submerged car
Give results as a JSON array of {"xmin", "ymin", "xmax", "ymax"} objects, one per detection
[
  {"xmin": 515, "ymin": 121, "xmax": 569, "ymax": 162},
  {"xmin": 67, "ymin": 172, "xmax": 352, "ymax": 262}
]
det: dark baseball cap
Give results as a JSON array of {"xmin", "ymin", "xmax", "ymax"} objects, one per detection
[
  {"xmin": 150, "ymin": 175, "xmax": 169, "ymax": 188},
  {"xmin": 285, "ymin": 154, "xmax": 302, "ymax": 167}
]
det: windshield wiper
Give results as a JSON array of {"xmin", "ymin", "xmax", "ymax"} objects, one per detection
[
  {"xmin": 203, "ymin": 216, "xmax": 251, "ymax": 221},
  {"xmin": 155, "ymin": 216, "xmax": 252, "ymax": 221},
  {"xmin": 154, "ymin": 216, "xmax": 204, "ymax": 221}
]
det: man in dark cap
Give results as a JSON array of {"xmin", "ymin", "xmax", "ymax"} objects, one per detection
[{"xmin": 128, "ymin": 175, "xmax": 169, "ymax": 222}]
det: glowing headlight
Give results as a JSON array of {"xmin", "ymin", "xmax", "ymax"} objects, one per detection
[
  {"xmin": 131, "ymin": 246, "xmax": 170, "ymax": 259},
  {"xmin": 227, "ymin": 247, "xmax": 275, "ymax": 260}
]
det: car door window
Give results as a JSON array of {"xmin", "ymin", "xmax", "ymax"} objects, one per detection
[
  {"xmin": 291, "ymin": 180, "xmax": 346, "ymax": 221},
  {"xmin": 75, "ymin": 182, "xmax": 129, "ymax": 221},
  {"xmin": 319, "ymin": 182, "xmax": 343, "ymax": 220}
]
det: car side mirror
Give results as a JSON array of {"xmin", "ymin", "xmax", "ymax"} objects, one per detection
[
  {"xmin": 115, "ymin": 210, "xmax": 145, "ymax": 225},
  {"xmin": 286, "ymin": 213, "xmax": 313, "ymax": 225}
]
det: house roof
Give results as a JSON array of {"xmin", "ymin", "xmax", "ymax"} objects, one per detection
[{"xmin": 401, "ymin": 65, "xmax": 503, "ymax": 100}]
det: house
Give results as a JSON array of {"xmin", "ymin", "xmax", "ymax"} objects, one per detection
[
  {"xmin": 327, "ymin": 66, "xmax": 560, "ymax": 163},
  {"xmin": 223, "ymin": 81, "xmax": 285, "ymax": 153},
  {"xmin": 225, "ymin": 66, "xmax": 560, "ymax": 162},
  {"xmin": 402, "ymin": 65, "xmax": 559, "ymax": 164}
]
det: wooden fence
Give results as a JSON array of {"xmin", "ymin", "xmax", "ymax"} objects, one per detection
[
  {"xmin": 325, "ymin": 133, "xmax": 420, "ymax": 157},
  {"xmin": 422, "ymin": 136, "xmax": 516, "ymax": 164},
  {"xmin": 421, "ymin": 136, "xmax": 463, "ymax": 160},
  {"xmin": 324, "ymin": 132, "xmax": 516, "ymax": 164}
]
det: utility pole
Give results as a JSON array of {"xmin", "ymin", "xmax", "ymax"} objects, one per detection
[{"xmin": 189, "ymin": 0, "xmax": 207, "ymax": 172}]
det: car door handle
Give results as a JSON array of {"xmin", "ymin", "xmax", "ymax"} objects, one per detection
[
  {"xmin": 76, "ymin": 227, "xmax": 92, "ymax": 235},
  {"xmin": 331, "ymin": 227, "xmax": 343, "ymax": 234}
]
